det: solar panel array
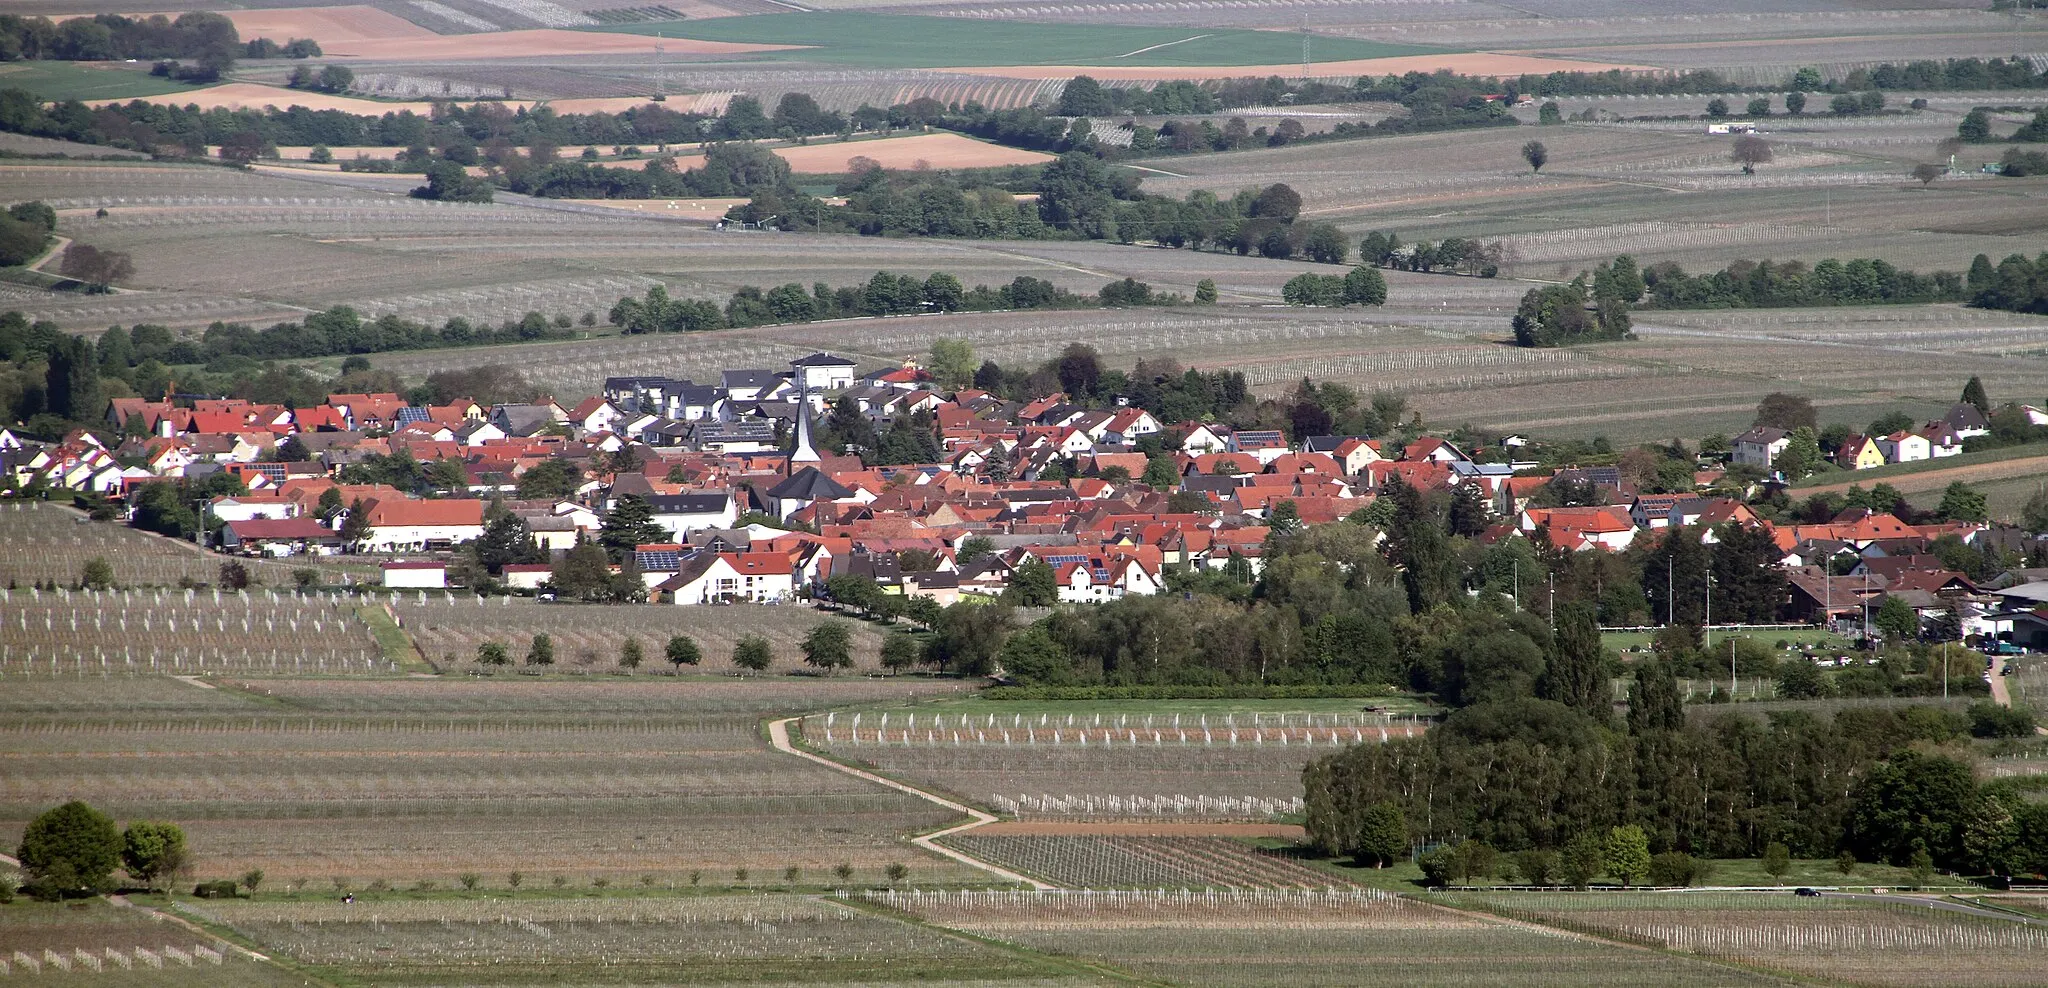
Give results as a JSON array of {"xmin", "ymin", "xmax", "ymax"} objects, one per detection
[{"xmin": 635, "ymin": 549, "xmax": 682, "ymax": 572}]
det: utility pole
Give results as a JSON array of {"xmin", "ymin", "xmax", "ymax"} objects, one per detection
[
  {"xmin": 1547, "ymin": 572, "xmax": 1555, "ymax": 630},
  {"xmin": 1731, "ymin": 638, "xmax": 1738, "ymax": 697}
]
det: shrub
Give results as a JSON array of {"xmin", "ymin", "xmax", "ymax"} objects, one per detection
[
  {"xmin": 192, "ymin": 879, "xmax": 238, "ymax": 898},
  {"xmin": 460, "ymin": 872, "xmax": 481, "ymax": 890},
  {"xmin": 1648, "ymin": 851, "xmax": 1710, "ymax": 887},
  {"xmin": 1970, "ymin": 701, "xmax": 2036, "ymax": 738},
  {"xmin": 240, "ymin": 869, "xmax": 264, "ymax": 892}
]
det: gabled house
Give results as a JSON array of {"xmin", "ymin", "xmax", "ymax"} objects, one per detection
[
  {"xmin": 1732, "ymin": 428, "xmax": 1790, "ymax": 468},
  {"xmin": 647, "ymin": 492, "xmax": 739, "ymax": 538},
  {"xmin": 1876, "ymin": 430, "xmax": 1931, "ymax": 463},
  {"xmin": 791, "ymin": 352, "xmax": 858, "ymax": 392},
  {"xmin": 1835, "ymin": 434, "xmax": 1885, "ymax": 470},
  {"xmin": 355, "ymin": 498, "xmax": 485, "ymax": 553}
]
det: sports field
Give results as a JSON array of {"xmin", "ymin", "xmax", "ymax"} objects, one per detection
[{"xmin": 591, "ymin": 12, "xmax": 1453, "ymax": 68}]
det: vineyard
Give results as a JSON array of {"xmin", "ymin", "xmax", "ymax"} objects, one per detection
[
  {"xmin": 0, "ymin": 503, "xmax": 379, "ymax": 589},
  {"xmin": 392, "ymin": 595, "xmax": 896, "ymax": 673},
  {"xmin": 1451, "ymin": 891, "xmax": 2048, "ymax": 987},
  {"xmin": 185, "ymin": 895, "xmax": 1037, "ymax": 983},
  {"xmin": 873, "ymin": 888, "xmax": 1792, "ymax": 987},
  {"xmin": 938, "ymin": 835, "xmax": 1350, "ymax": 888},
  {"xmin": 0, "ymin": 586, "xmax": 389, "ymax": 678},
  {"xmin": 0, "ymin": 677, "xmax": 983, "ymax": 886},
  {"xmin": 0, "ymin": 900, "xmax": 279, "ymax": 986}
]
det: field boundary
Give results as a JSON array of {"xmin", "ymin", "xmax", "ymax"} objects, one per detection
[{"xmin": 766, "ymin": 716, "xmax": 1053, "ymax": 890}]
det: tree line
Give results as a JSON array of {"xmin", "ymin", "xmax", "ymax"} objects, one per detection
[
  {"xmin": 1640, "ymin": 256, "xmax": 1965, "ymax": 309},
  {"xmin": 1968, "ymin": 252, "xmax": 2048, "ymax": 314},
  {"xmin": 1305, "ymin": 689, "xmax": 2048, "ymax": 880}
]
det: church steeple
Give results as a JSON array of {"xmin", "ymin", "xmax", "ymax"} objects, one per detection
[{"xmin": 790, "ymin": 364, "xmax": 820, "ymax": 464}]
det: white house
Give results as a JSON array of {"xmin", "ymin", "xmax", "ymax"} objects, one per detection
[
  {"xmin": 355, "ymin": 498, "xmax": 486, "ymax": 553},
  {"xmin": 1876, "ymin": 431, "xmax": 1931, "ymax": 464},
  {"xmin": 647, "ymin": 492, "xmax": 739, "ymax": 539},
  {"xmin": 1732, "ymin": 427, "xmax": 1790, "ymax": 468},
  {"xmin": 208, "ymin": 494, "xmax": 302, "ymax": 524},
  {"xmin": 661, "ymin": 551, "xmax": 796, "ymax": 604},
  {"xmin": 791, "ymin": 353, "xmax": 857, "ymax": 392}
]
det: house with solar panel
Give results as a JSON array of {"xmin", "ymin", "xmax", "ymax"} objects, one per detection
[{"xmin": 647, "ymin": 492, "xmax": 738, "ymax": 539}]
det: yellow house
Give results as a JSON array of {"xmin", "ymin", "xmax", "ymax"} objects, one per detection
[{"xmin": 1836, "ymin": 434, "xmax": 1886, "ymax": 470}]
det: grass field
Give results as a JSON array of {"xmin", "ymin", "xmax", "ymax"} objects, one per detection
[
  {"xmin": 0, "ymin": 61, "xmax": 202, "ymax": 102},
  {"xmin": 592, "ymin": 12, "xmax": 1451, "ymax": 68}
]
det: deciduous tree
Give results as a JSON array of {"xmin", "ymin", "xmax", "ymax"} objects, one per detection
[{"xmin": 17, "ymin": 801, "xmax": 121, "ymax": 898}]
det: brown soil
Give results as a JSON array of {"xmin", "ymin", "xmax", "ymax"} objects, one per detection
[
  {"xmin": 930, "ymin": 53, "xmax": 1656, "ymax": 82},
  {"xmin": 974, "ymin": 822, "xmax": 1307, "ymax": 838},
  {"xmin": 213, "ymin": 6, "xmax": 435, "ymax": 43}
]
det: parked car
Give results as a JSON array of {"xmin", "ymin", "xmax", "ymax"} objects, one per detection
[{"xmin": 1794, "ymin": 887, "xmax": 1821, "ymax": 897}]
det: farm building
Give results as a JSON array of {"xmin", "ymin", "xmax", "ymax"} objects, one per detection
[{"xmin": 382, "ymin": 560, "xmax": 448, "ymax": 589}]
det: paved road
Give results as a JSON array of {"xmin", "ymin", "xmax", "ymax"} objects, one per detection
[
  {"xmin": 764, "ymin": 717, "xmax": 1052, "ymax": 890},
  {"xmin": 1991, "ymin": 654, "xmax": 2014, "ymax": 707}
]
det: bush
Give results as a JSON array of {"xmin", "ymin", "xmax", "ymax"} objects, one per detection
[
  {"xmin": 1970, "ymin": 701, "xmax": 2036, "ymax": 738},
  {"xmin": 1648, "ymin": 851, "xmax": 1711, "ymax": 887},
  {"xmin": 192, "ymin": 879, "xmax": 239, "ymax": 898}
]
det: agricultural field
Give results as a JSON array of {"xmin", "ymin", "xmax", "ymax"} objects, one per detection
[
  {"xmin": 1, "ymin": 586, "xmax": 390, "ymax": 677},
  {"xmin": 809, "ymin": 715, "xmax": 1379, "ymax": 812},
  {"xmin": 877, "ymin": 888, "xmax": 1792, "ymax": 987},
  {"xmin": 184, "ymin": 894, "xmax": 1052, "ymax": 984},
  {"xmin": 0, "ymin": 502, "xmax": 380, "ymax": 590},
  {"xmin": 0, "ymin": 900, "xmax": 288, "ymax": 986},
  {"xmin": 0, "ymin": 61, "xmax": 204, "ymax": 102},
  {"xmin": 593, "ymin": 13, "xmax": 1453, "ymax": 68},
  {"xmin": 0, "ymin": 676, "xmax": 985, "ymax": 888},
  {"xmin": 939, "ymin": 834, "xmax": 1352, "ymax": 889},
  {"xmin": 1452, "ymin": 891, "xmax": 2048, "ymax": 987},
  {"xmin": 391, "ymin": 594, "xmax": 902, "ymax": 673}
]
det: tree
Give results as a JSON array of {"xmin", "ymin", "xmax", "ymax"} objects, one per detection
[
  {"xmin": 1746, "ymin": 96, "xmax": 1773, "ymax": 117},
  {"xmin": 1302, "ymin": 224, "xmax": 1349, "ymax": 264},
  {"xmin": 619, "ymin": 636, "xmax": 644, "ymax": 669},
  {"xmin": 1249, "ymin": 183, "xmax": 1303, "ymax": 221},
  {"xmin": 1706, "ymin": 97, "xmax": 1729, "ymax": 118},
  {"xmin": 1762, "ymin": 841, "xmax": 1792, "ymax": 881},
  {"xmin": 665, "ymin": 634, "xmax": 701, "ymax": 669},
  {"xmin": 880, "ymin": 633, "xmax": 919, "ymax": 674},
  {"xmin": 599, "ymin": 494, "xmax": 666, "ymax": 562},
  {"xmin": 58, "ymin": 242, "xmax": 134, "ymax": 292},
  {"xmin": 733, "ymin": 634, "xmax": 774, "ymax": 672},
  {"xmin": 17, "ymin": 801, "xmax": 121, "ymax": 897},
  {"xmin": 80, "ymin": 556, "xmax": 114, "ymax": 591},
  {"xmin": 1730, "ymin": 135, "xmax": 1773, "ymax": 174},
  {"xmin": 1005, "ymin": 558, "xmax": 1058, "ymax": 607},
  {"xmin": 1561, "ymin": 832, "xmax": 1605, "ymax": 890},
  {"xmin": 477, "ymin": 641, "xmax": 510, "ymax": 665},
  {"xmin": 550, "ymin": 538, "xmax": 612, "ymax": 601},
  {"xmin": 801, "ymin": 620, "xmax": 855, "ymax": 672},
  {"xmin": 1194, "ymin": 278, "xmax": 1218, "ymax": 304},
  {"xmin": 1603, "ymin": 825, "xmax": 1651, "ymax": 888},
  {"xmin": 957, "ymin": 535, "xmax": 998, "ymax": 565},
  {"xmin": 1911, "ymin": 162, "xmax": 1944, "ymax": 187},
  {"xmin": 338, "ymin": 498, "xmax": 371, "ymax": 550},
  {"xmin": 1874, "ymin": 594, "xmax": 1919, "ymax": 642},
  {"xmin": 1354, "ymin": 801, "xmax": 1407, "ymax": 868},
  {"xmin": 1784, "ymin": 90, "xmax": 1807, "ymax": 115},
  {"xmin": 928, "ymin": 338, "xmax": 976, "ymax": 390},
  {"xmin": 1540, "ymin": 602, "xmax": 1609, "ymax": 719},
  {"xmin": 1835, "ymin": 851, "xmax": 1858, "ymax": 875},
  {"xmin": 1958, "ymin": 107, "xmax": 1991, "ymax": 142},
  {"xmin": 1910, "ymin": 846, "xmax": 1935, "ymax": 887},
  {"xmin": 526, "ymin": 633, "xmax": 554, "ymax": 666},
  {"xmin": 1055, "ymin": 343, "xmax": 1102, "ymax": 398},
  {"xmin": 1343, "ymin": 265, "xmax": 1388, "ymax": 306},
  {"xmin": 1961, "ymin": 375, "xmax": 1991, "ymax": 415},
  {"xmin": 1521, "ymin": 140, "xmax": 1548, "ymax": 173},
  {"xmin": 121, "ymin": 821, "xmax": 187, "ymax": 889},
  {"xmin": 1753, "ymin": 392, "xmax": 1817, "ymax": 431},
  {"xmin": 1937, "ymin": 481, "xmax": 1986, "ymax": 523},
  {"xmin": 1512, "ymin": 849, "xmax": 1557, "ymax": 885},
  {"xmin": 2024, "ymin": 486, "xmax": 2048, "ymax": 534},
  {"xmin": 45, "ymin": 336, "xmax": 103, "ymax": 423},
  {"xmin": 218, "ymin": 560, "xmax": 251, "ymax": 591}
]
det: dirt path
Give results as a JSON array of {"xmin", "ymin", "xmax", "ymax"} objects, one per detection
[
  {"xmin": 1991, "ymin": 655, "xmax": 2014, "ymax": 707},
  {"xmin": 764, "ymin": 717, "xmax": 1052, "ymax": 890}
]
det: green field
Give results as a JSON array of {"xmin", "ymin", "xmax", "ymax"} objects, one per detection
[
  {"xmin": 0, "ymin": 61, "xmax": 205, "ymax": 101},
  {"xmin": 1602, "ymin": 628, "xmax": 1849, "ymax": 651},
  {"xmin": 592, "ymin": 12, "xmax": 1451, "ymax": 68}
]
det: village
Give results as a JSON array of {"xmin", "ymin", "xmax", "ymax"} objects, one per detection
[{"xmin": 6, "ymin": 349, "xmax": 2047, "ymax": 653}]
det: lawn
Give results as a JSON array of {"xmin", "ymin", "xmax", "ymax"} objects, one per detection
[
  {"xmin": 0, "ymin": 61, "xmax": 206, "ymax": 101},
  {"xmin": 1602, "ymin": 628, "xmax": 1849, "ymax": 651},
  {"xmin": 1272, "ymin": 844, "xmax": 1941, "ymax": 893},
  {"xmin": 590, "ymin": 12, "xmax": 1451, "ymax": 68}
]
